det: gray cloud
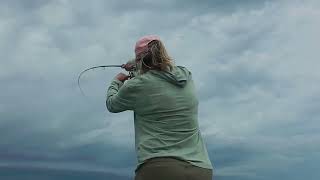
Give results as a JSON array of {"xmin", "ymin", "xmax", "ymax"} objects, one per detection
[
  {"xmin": 0, "ymin": 165, "xmax": 131, "ymax": 180},
  {"xmin": 1, "ymin": 0, "xmax": 320, "ymax": 179}
]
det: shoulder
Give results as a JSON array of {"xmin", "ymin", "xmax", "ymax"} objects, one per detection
[{"xmin": 122, "ymin": 76, "xmax": 143, "ymax": 90}]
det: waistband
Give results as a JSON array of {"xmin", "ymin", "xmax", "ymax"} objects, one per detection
[{"xmin": 135, "ymin": 156, "xmax": 190, "ymax": 173}]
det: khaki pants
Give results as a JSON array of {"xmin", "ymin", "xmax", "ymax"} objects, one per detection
[{"xmin": 134, "ymin": 157, "xmax": 213, "ymax": 180}]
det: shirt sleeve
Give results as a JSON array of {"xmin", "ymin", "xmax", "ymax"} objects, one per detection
[{"xmin": 106, "ymin": 78, "xmax": 139, "ymax": 113}]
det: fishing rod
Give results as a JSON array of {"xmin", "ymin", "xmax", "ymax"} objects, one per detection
[{"xmin": 77, "ymin": 64, "xmax": 135, "ymax": 97}]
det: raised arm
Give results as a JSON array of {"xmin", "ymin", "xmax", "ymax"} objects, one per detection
[{"xmin": 106, "ymin": 74, "xmax": 139, "ymax": 113}]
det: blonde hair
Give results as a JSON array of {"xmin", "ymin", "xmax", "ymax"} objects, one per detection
[{"xmin": 139, "ymin": 40, "xmax": 174, "ymax": 73}]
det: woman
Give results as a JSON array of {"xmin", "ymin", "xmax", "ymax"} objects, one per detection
[{"xmin": 106, "ymin": 35, "xmax": 213, "ymax": 180}]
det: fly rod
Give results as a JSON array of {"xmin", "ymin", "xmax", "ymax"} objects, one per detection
[{"xmin": 78, "ymin": 64, "xmax": 135, "ymax": 97}]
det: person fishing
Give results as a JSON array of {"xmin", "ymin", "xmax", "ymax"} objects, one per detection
[{"xmin": 106, "ymin": 35, "xmax": 213, "ymax": 180}]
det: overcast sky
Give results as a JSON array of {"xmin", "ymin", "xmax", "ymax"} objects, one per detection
[{"xmin": 1, "ymin": 0, "xmax": 320, "ymax": 179}]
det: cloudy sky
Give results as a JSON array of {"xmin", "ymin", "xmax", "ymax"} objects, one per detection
[{"xmin": 1, "ymin": 0, "xmax": 319, "ymax": 179}]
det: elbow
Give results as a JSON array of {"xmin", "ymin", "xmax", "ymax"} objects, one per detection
[
  {"xmin": 106, "ymin": 100, "xmax": 119, "ymax": 113},
  {"xmin": 106, "ymin": 100, "xmax": 115, "ymax": 113},
  {"xmin": 107, "ymin": 107, "xmax": 118, "ymax": 113}
]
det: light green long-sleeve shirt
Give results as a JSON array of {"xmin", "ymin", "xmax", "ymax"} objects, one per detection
[{"xmin": 106, "ymin": 66, "xmax": 213, "ymax": 172}]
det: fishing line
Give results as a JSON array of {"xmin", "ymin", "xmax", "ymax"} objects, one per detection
[{"xmin": 77, "ymin": 65, "xmax": 123, "ymax": 97}]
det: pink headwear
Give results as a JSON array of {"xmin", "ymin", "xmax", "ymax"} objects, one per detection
[{"xmin": 135, "ymin": 35, "xmax": 161, "ymax": 57}]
